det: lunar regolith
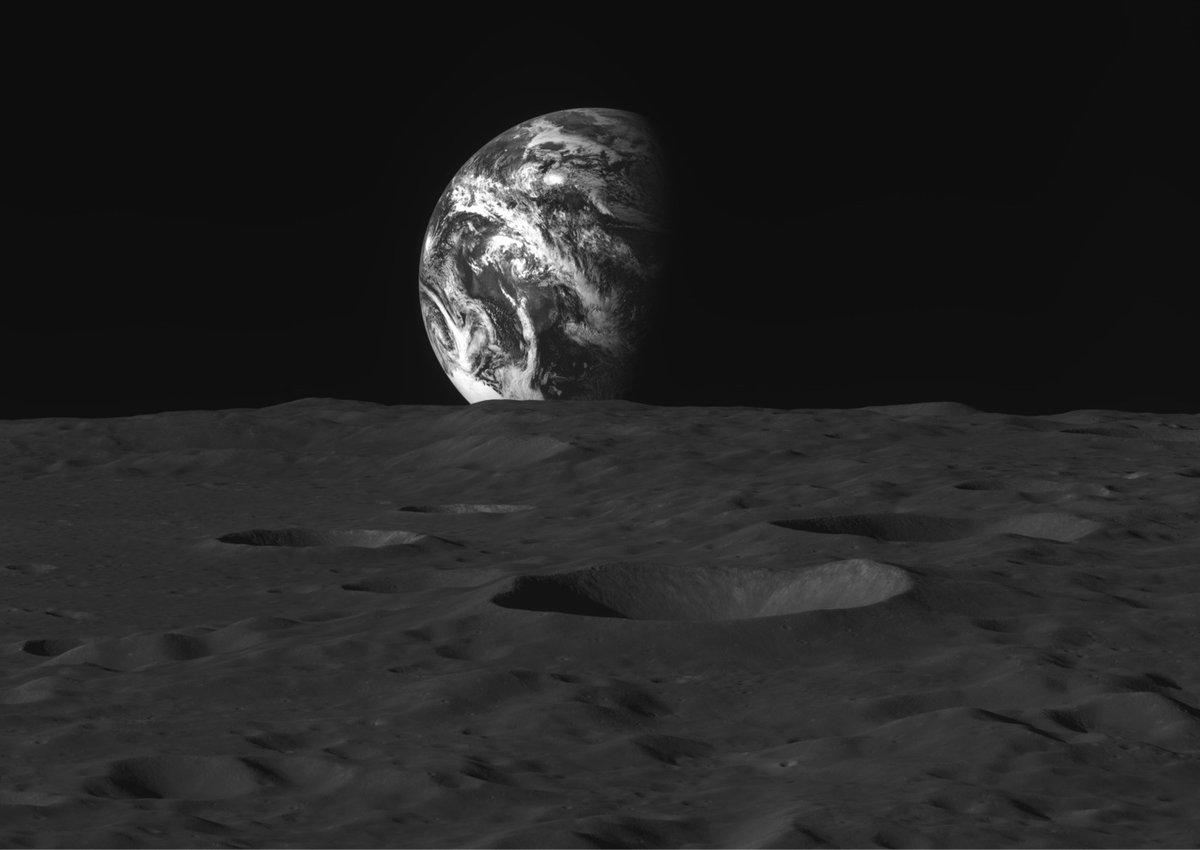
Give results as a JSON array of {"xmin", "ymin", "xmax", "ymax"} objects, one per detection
[{"xmin": 3, "ymin": 398, "xmax": 1200, "ymax": 847}]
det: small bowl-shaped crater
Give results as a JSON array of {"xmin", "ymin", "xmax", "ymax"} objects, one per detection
[{"xmin": 492, "ymin": 559, "xmax": 913, "ymax": 622}]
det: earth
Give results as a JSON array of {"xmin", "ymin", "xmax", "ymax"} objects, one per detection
[{"xmin": 418, "ymin": 108, "xmax": 670, "ymax": 402}]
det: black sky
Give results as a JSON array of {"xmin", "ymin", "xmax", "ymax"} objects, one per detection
[{"xmin": 3, "ymin": 5, "xmax": 1198, "ymax": 419}]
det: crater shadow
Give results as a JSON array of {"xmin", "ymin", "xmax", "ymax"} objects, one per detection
[
  {"xmin": 772, "ymin": 513, "xmax": 981, "ymax": 542},
  {"xmin": 217, "ymin": 528, "xmax": 435, "ymax": 548},
  {"xmin": 21, "ymin": 638, "xmax": 84, "ymax": 657},
  {"xmin": 954, "ymin": 479, "xmax": 1067, "ymax": 493}
]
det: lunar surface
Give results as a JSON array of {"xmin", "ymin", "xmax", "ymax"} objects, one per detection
[
  {"xmin": 418, "ymin": 108, "xmax": 668, "ymax": 403},
  {"xmin": 3, "ymin": 398, "xmax": 1200, "ymax": 847}
]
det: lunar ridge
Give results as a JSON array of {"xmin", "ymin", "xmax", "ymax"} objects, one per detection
[{"xmin": 3, "ymin": 398, "xmax": 1200, "ymax": 847}]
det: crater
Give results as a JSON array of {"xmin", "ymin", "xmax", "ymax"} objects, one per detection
[
  {"xmin": 342, "ymin": 576, "xmax": 423, "ymax": 594},
  {"xmin": 1051, "ymin": 692, "xmax": 1200, "ymax": 753},
  {"xmin": 89, "ymin": 754, "xmax": 354, "ymax": 800},
  {"xmin": 772, "ymin": 513, "xmax": 981, "ymax": 542},
  {"xmin": 953, "ymin": 480, "xmax": 1011, "ymax": 491},
  {"xmin": 21, "ymin": 638, "xmax": 84, "ymax": 657},
  {"xmin": 491, "ymin": 559, "xmax": 913, "ymax": 621},
  {"xmin": 954, "ymin": 479, "xmax": 1067, "ymax": 493},
  {"xmin": 771, "ymin": 511, "xmax": 1101, "ymax": 543},
  {"xmin": 400, "ymin": 434, "xmax": 572, "ymax": 471},
  {"xmin": 397, "ymin": 504, "xmax": 534, "ymax": 514},
  {"xmin": 3, "ymin": 563, "xmax": 59, "ymax": 576},
  {"xmin": 990, "ymin": 512, "xmax": 1103, "ymax": 543},
  {"xmin": 216, "ymin": 528, "xmax": 442, "ymax": 548},
  {"xmin": 91, "ymin": 756, "xmax": 264, "ymax": 800},
  {"xmin": 1060, "ymin": 426, "xmax": 1141, "ymax": 439}
]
